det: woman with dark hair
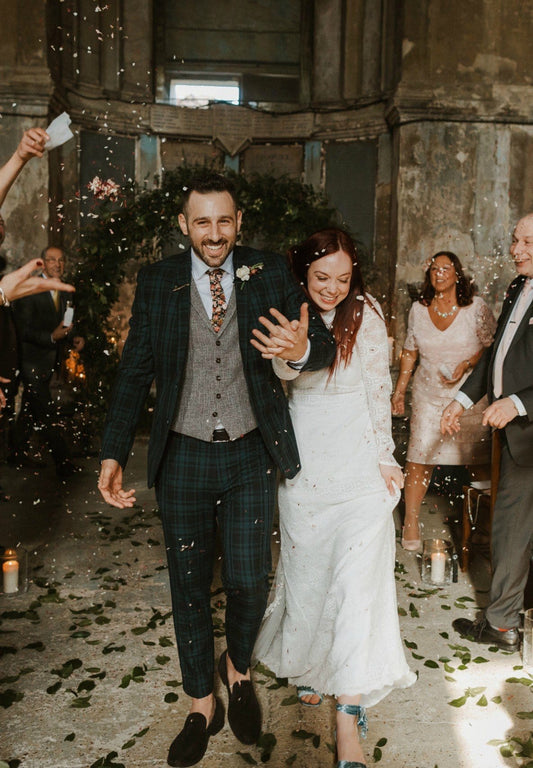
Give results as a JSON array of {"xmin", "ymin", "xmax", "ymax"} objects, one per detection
[
  {"xmin": 253, "ymin": 228, "xmax": 415, "ymax": 768},
  {"xmin": 391, "ymin": 251, "xmax": 496, "ymax": 549}
]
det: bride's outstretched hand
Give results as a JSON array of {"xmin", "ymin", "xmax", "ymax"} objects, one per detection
[
  {"xmin": 251, "ymin": 302, "xmax": 309, "ymax": 360},
  {"xmin": 379, "ymin": 464, "xmax": 404, "ymax": 496}
]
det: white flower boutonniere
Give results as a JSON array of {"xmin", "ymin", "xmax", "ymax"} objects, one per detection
[{"xmin": 235, "ymin": 262, "xmax": 263, "ymax": 288}]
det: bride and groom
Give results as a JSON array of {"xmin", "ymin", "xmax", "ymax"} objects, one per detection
[{"xmin": 98, "ymin": 171, "xmax": 414, "ymax": 768}]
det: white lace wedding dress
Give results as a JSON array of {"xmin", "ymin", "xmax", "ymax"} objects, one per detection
[{"xmin": 254, "ymin": 298, "xmax": 416, "ymax": 706}]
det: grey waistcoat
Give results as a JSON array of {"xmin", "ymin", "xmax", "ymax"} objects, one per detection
[{"xmin": 171, "ymin": 280, "xmax": 258, "ymax": 441}]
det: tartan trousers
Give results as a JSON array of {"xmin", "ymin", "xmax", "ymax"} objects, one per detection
[{"xmin": 155, "ymin": 429, "xmax": 277, "ymax": 698}]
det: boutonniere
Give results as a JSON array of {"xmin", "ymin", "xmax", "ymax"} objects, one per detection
[
  {"xmin": 172, "ymin": 283, "xmax": 190, "ymax": 293},
  {"xmin": 235, "ymin": 263, "xmax": 263, "ymax": 289}
]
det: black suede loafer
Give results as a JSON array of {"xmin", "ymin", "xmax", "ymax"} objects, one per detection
[
  {"xmin": 218, "ymin": 650, "xmax": 261, "ymax": 744},
  {"xmin": 452, "ymin": 616, "xmax": 520, "ymax": 652},
  {"xmin": 167, "ymin": 696, "xmax": 224, "ymax": 767}
]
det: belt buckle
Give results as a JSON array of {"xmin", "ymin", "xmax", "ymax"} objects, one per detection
[{"xmin": 212, "ymin": 428, "xmax": 230, "ymax": 443}]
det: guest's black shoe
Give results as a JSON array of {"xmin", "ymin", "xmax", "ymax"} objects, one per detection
[
  {"xmin": 167, "ymin": 696, "xmax": 224, "ymax": 767},
  {"xmin": 452, "ymin": 616, "xmax": 520, "ymax": 652},
  {"xmin": 218, "ymin": 650, "xmax": 261, "ymax": 745}
]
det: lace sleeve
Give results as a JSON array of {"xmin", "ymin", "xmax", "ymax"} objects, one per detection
[
  {"xmin": 271, "ymin": 357, "xmax": 301, "ymax": 381},
  {"xmin": 474, "ymin": 297, "xmax": 496, "ymax": 347},
  {"xmin": 403, "ymin": 304, "xmax": 418, "ymax": 351},
  {"xmin": 357, "ymin": 296, "xmax": 399, "ymax": 467}
]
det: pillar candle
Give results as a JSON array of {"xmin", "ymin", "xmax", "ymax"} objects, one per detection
[
  {"xmin": 3, "ymin": 559, "xmax": 19, "ymax": 593},
  {"xmin": 431, "ymin": 551, "xmax": 446, "ymax": 584}
]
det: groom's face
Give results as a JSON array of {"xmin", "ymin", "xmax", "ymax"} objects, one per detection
[{"xmin": 179, "ymin": 191, "xmax": 242, "ymax": 268}]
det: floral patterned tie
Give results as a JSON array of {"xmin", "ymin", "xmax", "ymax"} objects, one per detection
[{"xmin": 209, "ymin": 269, "xmax": 227, "ymax": 333}]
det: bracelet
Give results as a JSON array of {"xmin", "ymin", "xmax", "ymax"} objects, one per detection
[
  {"xmin": 465, "ymin": 360, "xmax": 472, "ymax": 371},
  {"xmin": 0, "ymin": 286, "xmax": 10, "ymax": 307}
]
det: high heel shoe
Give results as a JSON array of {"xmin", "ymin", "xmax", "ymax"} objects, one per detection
[
  {"xmin": 335, "ymin": 702, "xmax": 367, "ymax": 768},
  {"xmin": 401, "ymin": 520, "xmax": 422, "ymax": 551}
]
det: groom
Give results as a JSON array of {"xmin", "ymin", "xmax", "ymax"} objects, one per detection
[{"xmin": 98, "ymin": 171, "xmax": 335, "ymax": 767}]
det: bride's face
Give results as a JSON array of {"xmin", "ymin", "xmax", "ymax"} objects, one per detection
[{"xmin": 307, "ymin": 250, "xmax": 353, "ymax": 311}]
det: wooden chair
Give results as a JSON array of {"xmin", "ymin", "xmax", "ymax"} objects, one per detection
[{"xmin": 460, "ymin": 431, "xmax": 501, "ymax": 571}]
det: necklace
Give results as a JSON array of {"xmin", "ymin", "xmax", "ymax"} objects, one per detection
[{"xmin": 432, "ymin": 302, "xmax": 458, "ymax": 319}]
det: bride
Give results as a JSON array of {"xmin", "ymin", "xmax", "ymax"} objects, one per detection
[{"xmin": 252, "ymin": 228, "xmax": 415, "ymax": 768}]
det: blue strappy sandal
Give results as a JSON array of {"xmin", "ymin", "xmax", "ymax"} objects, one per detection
[
  {"xmin": 296, "ymin": 686, "xmax": 324, "ymax": 708},
  {"xmin": 335, "ymin": 702, "xmax": 367, "ymax": 768}
]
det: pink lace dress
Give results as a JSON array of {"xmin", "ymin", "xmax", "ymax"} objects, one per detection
[{"xmin": 404, "ymin": 296, "xmax": 496, "ymax": 465}]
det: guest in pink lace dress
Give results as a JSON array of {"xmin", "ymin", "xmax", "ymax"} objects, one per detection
[{"xmin": 391, "ymin": 252, "xmax": 496, "ymax": 549}]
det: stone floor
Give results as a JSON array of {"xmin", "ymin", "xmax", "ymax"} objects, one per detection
[{"xmin": 1, "ymin": 440, "xmax": 532, "ymax": 768}]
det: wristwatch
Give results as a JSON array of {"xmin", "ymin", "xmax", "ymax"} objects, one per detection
[{"xmin": 0, "ymin": 286, "xmax": 10, "ymax": 307}]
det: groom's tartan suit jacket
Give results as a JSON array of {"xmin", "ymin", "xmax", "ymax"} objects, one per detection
[{"xmin": 101, "ymin": 245, "xmax": 336, "ymax": 486}]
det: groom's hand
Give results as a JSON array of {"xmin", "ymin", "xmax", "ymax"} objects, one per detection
[
  {"xmin": 98, "ymin": 459, "xmax": 137, "ymax": 508},
  {"xmin": 251, "ymin": 303, "xmax": 309, "ymax": 361}
]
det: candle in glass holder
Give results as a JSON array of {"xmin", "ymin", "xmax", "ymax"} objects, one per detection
[
  {"xmin": 431, "ymin": 550, "xmax": 446, "ymax": 584},
  {"xmin": 3, "ymin": 558, "xmax": 19, "ymax": 593}
]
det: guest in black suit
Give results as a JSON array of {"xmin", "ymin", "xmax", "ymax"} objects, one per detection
[
  {"xmin": 12, "ymin": 246, "xmax": 82, "ymax": 477},
  {"xmin": 442, "ymin": 213, "xmax": 533, "ymax": 652}
]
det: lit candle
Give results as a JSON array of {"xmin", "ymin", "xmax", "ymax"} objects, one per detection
[
  {"xmin": 3, "ymin": 559, "xmax": 19, "ymax": 593},
  {"xmin": 431, "ymin": 551, "xmax": 446, "ymax": 584}
]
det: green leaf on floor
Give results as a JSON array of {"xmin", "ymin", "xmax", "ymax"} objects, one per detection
[
  {"xmin": 281, "ymin": 694, "xmax": 299, "ymax": 705},
  {"xmin": 374, "ymin": 746, "xmax": 383, "ymax": 762},
  {"xmin": 456, "ymin": 596, "xmax": 475, "ymax": 602},
  {"xmin": 51, "ymin": 658, "xmax": 82, "ymax": 679},
  {"xmin": 0, "ymin": 688, "xmax": 24, "ymax": 708},
  {"xmin": 491, "ymin": 696, "xmax": 502, "ymax": 703},
  {"xmin": 159, "ymin": 636, "xmax": 174, "ymax": 647},
  {"xmin": 409, "ymin": 603, "xmax": 420, "ymax": 618},
  {"xmin": 424, "ymin": 660, "xmax": 439, "ymax": 668},
  {"xmin": 165, "ymin": 680, "xmax": 181, "ymax": 688},
  {"xmin": 237, "ymin": 753, "xmax": 258, "ymax": 765},
  {"xmin": 258, "ymin": 732, "xmax": 277, "ymax": 761},
  {"xmin": 476, "ymin": 695, "xmax": 488, "ymax": 706},
  {"xmin": 445, "ymin": 675, "xmax": 456, "ymax": 682},
  {"xmin": 70, "ymin": 696, "xmax": 91, "ymax": 708},
  {"xmin": 376, "ymin": 738, "xmax": 387, "ymax": 747},
  {"xmin": 78, "ymin": 680, "xmax": 96, "ymax": 693},
  {"xmin": 404, "ymin": 640, "xmax": 418, "ymax": 649},
  {"xmin": 440, "ymin": 631, "xmax": 449, "ymax": 639},
  {"xmin": 121, "ymin": 739, "xmax": 136, "ymax": 749},
  {"xmin": 448, "ymin": 695, "xmax": 467, "ymax": 707},
  {"xmin": 397, "ymin": 606, "xmax": 407, "ymax": 616},
  {"xmin": 156, "ymin": 655, "xmax": 171, "ymax": 665},
  {"xmin": 133, "ymin": 727, "xmax": 149, "ymax": 737},
  {"xmin": 164, "ymin": 692, "xmax": 179, "ymax": 703},
  {"xmin": 285, "ymin": 756, "xmax": 297, "ymax": 766},
  {"xmin": 24, "ymin": 641, "xmax": 45, "ymax": 651},
  {"xmin": 472, "ymin": 657, "xmax": 489, "ymax": 663},
  {"xmin": 312, "ymin": 735, "xmax": 320, "ymax": 748},
  {"xmin": 291, "ymin": 729, "xmax": 316, "ymax": 740},
  {"xmin": 90, "ymin": 752, "xmax": 126, "ymax": 768},
  {"xmin": 64, "ymin": 733, "xmax": 75, "ymax": 741},
  {"xmin": 517, "ymin": 712, "xmax": 533, "ymax": 719},
  {"xmin": 46, "ymin": 681, "xmax": 62, "ymax": 694},
  {"xmin": 412, "ymin": 652, "xmax": 424, "ymax": 660},
  {"xmin": 441, "ymin": 604, "xmax": 451, "ymax": 610}
]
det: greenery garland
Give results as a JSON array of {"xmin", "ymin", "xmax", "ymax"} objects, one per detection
[{"xmin": 73, "ymin": 166, "xmax": 337, "ymax": 425}]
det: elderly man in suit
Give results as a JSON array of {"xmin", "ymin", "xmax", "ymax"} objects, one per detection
[
  {"xmin": 98, "ymin": 172, "xmax": 336, "ymax": 767},
  {"xmin": 442, "ymin": 213, "xmax": 533, "ymax": 653},
  {"xmin": 12, "ymin": 246, "xmax": 82, "ymax": 477}
]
